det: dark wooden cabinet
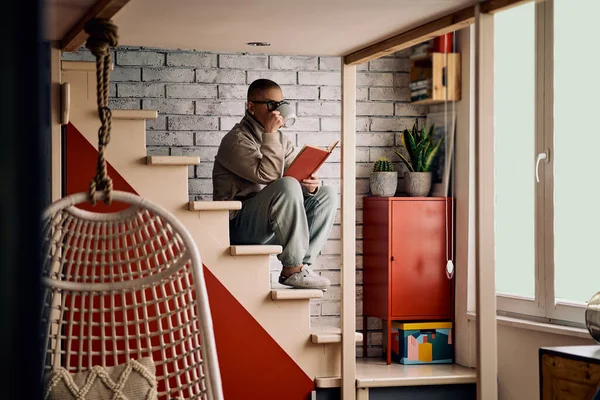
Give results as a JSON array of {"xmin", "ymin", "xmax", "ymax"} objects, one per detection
[
  {"xmin": 362, "ymin": 197, "xmax": 454, "ymax": 364},
  {"xmin": 540, "ymin": 346, "xmax": 600, "ymax": 400}
]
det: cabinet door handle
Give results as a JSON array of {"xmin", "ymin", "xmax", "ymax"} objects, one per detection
[
  {"xmin": 442, "ymin": 66, "xmax": 447, "ymax": 87},
  {"xmin": 391, "ymin": 256, "xmax": 395, "ymax": 262}
]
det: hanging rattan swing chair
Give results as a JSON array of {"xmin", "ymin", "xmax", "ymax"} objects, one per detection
[{"xmin": 40, "ymin": 19, "xmax": 223, "ymax": 400}]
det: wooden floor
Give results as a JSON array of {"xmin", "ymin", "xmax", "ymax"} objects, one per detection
[{"xmin": 356, "ymin": 359, "xmax": 477, "ymax": 388}]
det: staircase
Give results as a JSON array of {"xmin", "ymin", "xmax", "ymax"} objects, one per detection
[{"xmin": 62, "ymin": 61, "xmax": 360, "ymax": 389}]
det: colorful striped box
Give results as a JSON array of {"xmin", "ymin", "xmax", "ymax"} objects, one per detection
[{"xmin": 391, "ymin": 322, "xmax": 453, "ymax": 365}]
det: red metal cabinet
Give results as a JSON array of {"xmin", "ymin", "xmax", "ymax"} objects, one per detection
[{"xmin": 362, "ymin": 197, "xmax": 454, "ymax": 364}]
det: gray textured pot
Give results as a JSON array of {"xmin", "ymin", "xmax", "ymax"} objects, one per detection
[
  {"xmin": 370, "ymin": 172, "xmax": 397, "ymax": 197},
  {"xmin": 404, "ymin": 171, "xmax": 432, "ymax": 197}
]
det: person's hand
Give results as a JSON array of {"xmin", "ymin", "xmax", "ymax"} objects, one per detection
[
  {"xmin": 302, "ymin": 174, "xmax": 319, "ymax": 194},
  {"xmin": 264, "ymin": 111, "xmax": 284, "ymax": 133}
]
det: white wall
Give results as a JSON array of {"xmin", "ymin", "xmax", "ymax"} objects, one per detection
[{"xmin": 498, "ymin": 326, "xmax": 595, "ymax": 400}]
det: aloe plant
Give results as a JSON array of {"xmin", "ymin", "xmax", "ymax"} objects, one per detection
[
  {"xmin": 394, "ymin": 121, "xmax": 443, "ymax": 173},
  {"xmin": 373, "ymin": 157, "xmax": 395, "ymax": 172}
]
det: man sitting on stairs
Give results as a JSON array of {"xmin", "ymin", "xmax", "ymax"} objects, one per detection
[{"xmin": 212, "ymin": 79, "xmax": 335, "ymax": 291}]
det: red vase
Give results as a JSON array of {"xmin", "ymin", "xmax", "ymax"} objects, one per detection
[{"xmin": 434, "ymin": 33, "xmax": 454, "ymax": 53}]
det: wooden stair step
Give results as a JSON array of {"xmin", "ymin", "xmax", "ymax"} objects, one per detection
[
  {"xmin": 188, "ymin": 201, "xmax": 242, "ymax": 211},
  {"xmin": 316, "ymin": 362, "xmax": 476, "ymax": 389},
  {"xmin": 146, "ymin": 156, "xmax": 200, "ymax": 166},
  {"xmin": 229, "ymin": 245, "xmax": 282, "ymax": 256},
  {"xmin": 61, "ymin": 61, "xmax": 114, "ymax": 71},
  {"xmin": 112, "ymin": 109, "xmax": 158, "ymax": 120},
  {"xmin": 270, "ymin": 287, "xmax": 324, "ymax": 300},
  {"xmin": 310, "ymin": 327, "xmax": 363, "ymax": 344},
  {"xmin": 315, "ymin": 359, "xmax": 476, "ymax": 389},
  {"xmin": 356, "ymin": 359, "xmax": 477, "ymax": 388},
  {"xmin": 315, "ymin": 377, "xmax": 341, "ymax": 389}
]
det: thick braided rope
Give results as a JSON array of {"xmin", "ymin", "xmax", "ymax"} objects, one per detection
[{"xmin": 84, "ymin": 19, "xmax": 118, "ymax": 205}]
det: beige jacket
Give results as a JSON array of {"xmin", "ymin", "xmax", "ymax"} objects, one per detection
[{"xmin": 213, "ymin": 111, "xmax": 310, "ymax": 216}]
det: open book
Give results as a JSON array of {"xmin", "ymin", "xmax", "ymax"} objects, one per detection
[{"xmin": 284, "ymin": 140, "xmax": 339, "ymax": 181}]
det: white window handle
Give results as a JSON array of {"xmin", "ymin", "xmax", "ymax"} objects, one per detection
[{"xmin": 536, "ymin": 152, "xmax": 547, "ymax": 183}]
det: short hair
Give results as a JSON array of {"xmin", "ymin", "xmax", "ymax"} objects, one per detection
[{"xmin": 247, "ymin": 79, "xmax": 281, "ymax": 101}]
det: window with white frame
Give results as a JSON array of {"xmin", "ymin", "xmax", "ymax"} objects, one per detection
[{"xmin": 494, "ymin": 0, "xmax": 600, "ymax": 325}]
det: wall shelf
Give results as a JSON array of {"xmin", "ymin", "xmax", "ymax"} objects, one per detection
[{"xmin": 409, "ymin": 52, "xmax": 461, "ymax": 105}]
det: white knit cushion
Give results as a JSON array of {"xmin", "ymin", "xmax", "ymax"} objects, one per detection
[{"xmin": 44, "ymin": 357, "xmax": 157, "ymax": 400}]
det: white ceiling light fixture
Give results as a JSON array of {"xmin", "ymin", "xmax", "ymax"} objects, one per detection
[{"xmin": 247, "ymin": 42, "xmax": 271, "ymax": 47}]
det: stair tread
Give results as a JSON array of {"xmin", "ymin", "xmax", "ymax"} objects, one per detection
[
  {"xmin": 356, "ymin": 360, "xmax": 476, "ymax": 388},
  {"xmin": 61, "ymin": 61, "xmax": 114, "ymax": 71},
  {"xmin": 188, "ymin": 201, "xmax": 242, "ymax": 211},
  {"xmin": 113, "ymin": 109, "xmax": 158, "ymax": 120},
  {"xmin": 270, "ymin": 286, "xmax": 324, "ymax": 300},
  {"xmin": 146, "ymin": 156, "xmax": 200, "ymax": 166},
  {"xmin": 316, "ymin": 361, "xmax": 476, "ymax": 389},
  {"xmin": 310, "ymin": 327, "xmax": 363, "ymax": 344},
  {"xmin": 314, "ymin": 377, "xmax": 341, "ymax": 388},
  {"xmin": 230, "ymin": 245, "xmax": 282, "ymax": 256}
]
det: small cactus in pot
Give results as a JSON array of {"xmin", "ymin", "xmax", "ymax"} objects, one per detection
[
  {"xmin": 370, "ymin": 157, "xmax": 397, "ymax": 197},
  {"xmin": 373, "ymin": 158, "xmax": 395, "ymax": 173}
]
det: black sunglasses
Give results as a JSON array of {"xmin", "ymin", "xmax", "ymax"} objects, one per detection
[{"xmin": 250, "ymin": 99, "xmax": 289, "ymax": 112}]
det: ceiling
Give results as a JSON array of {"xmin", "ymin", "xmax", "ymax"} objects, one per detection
[
  {"xmin": 46, "ymin": 0, "xmax": 478, "ymax": 56},
  {"xmin": 45, "ymin": 0, "xmax": 97, "ymax": 41}
]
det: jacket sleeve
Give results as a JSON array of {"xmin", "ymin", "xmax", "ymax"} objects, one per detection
[
  {"xmin": 219, "ymin": 131, "xmax": 284, "ymax": 185},
  {"xmin": 284, "ymin": 138, "xmax": 298, "ymax": 172}
]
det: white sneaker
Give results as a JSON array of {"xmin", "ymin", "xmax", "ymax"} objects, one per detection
[{"xmin": 279, "ymin": 266, "xmax": 330, "ymax": 291}]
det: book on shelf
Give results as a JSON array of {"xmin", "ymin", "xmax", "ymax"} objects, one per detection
[
  {"xmin": 409, "ymin": 79, "xmax": 432, "ymax": 91},
  {"xmin": 411, "ymin": 87, "xmax": 430, "ymax": 95},
  {"xmin": 284, "ymin": 140, "xmax": 339, "ymax": 181},
  {"xmin": 411, "ymin": 89, "xmax": 431, "ymax": 102},
  {"xmin": 410, "ymin": 43, "xmax": 434, "ymax": 59}
]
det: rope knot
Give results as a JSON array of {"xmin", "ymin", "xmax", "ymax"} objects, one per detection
[
  {"xmin": 84, "ymin": 19, "xmax": 118, "ymax": 57},
  {"xmin": 99, "ymin": 106, "xmax": 112, "ymax": 121},
  {"xmin": 85, "ymin": 18, "xmax": 118, "ymax": 206}
]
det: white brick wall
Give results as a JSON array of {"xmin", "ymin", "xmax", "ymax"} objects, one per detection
[
  {"xmin": 167, "ymin": 53, "xmax": 217, "ymax": 68},
  {"xmin": 64, "ymin": 46, "xmax": 427, "ymax": 358},
  {"xmin": 116, "ymin": 51, "xmax": 164, "ymax": 66},
  {"xmin": 219, "ymin": 54, "xmax": 268, "ymax": 70},
  {"xmin": 196, "ymin": 69, "xmax": 245, "ymax": 84},
  {"xmin": 118, "ymin": 83, "xmax": 165, "ymax": 98},
  {"xmin": 142, "ymin": 68, "xmax": 195, "ymax": 83},
  {"xmin": 166, "ymin": 84, "xmax": 217, "ymax": 99},
  {"xmin": 271, "ymin": 56, "xmax": 318, "ymax": 71},
  {"xmin": 112, "ymin": 67, "xmax": 141, "ymax": 82},
  {"xmin": 142, "ymin": 99, "xmax": 194, "ymax": 115}
]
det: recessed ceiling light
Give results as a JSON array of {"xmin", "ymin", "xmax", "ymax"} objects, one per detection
[{"xmin": 247, "ymin": 42, "xmax": 271, "ymax": 47}]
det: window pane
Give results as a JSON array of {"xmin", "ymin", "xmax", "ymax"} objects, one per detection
[
  {"xmin": 554, "ymin": 0, "xmax": 600, "ymax": 304},
  {"xmin": 494, "ymin": 3, "xmax": 536, "ymax": 298}
]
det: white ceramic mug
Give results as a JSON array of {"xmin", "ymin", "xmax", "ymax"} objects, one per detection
[{"xmin": 276, "ymin": 103, "xmax": 297, "ymax": 128}]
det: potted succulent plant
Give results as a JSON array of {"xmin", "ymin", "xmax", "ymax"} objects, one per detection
[
  {"xmin": 394, "ymin": 121, "xmax": 443, "ymax": 197},
  {"xmin": 370, "ymin": 157, "xmax": 397, "ymax": 197}
]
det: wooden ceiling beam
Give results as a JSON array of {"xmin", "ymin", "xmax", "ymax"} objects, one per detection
[
  {"xmin": 60, "ymin": 0, "xmax": 130, "ymax": 52},
  {"xmin": 344, "ymin": 0, "xmax": 537, "ymax": 65},
  {"xmin": 344, "ymin": 6, "xmax": 474, "ymax": 65},
  {"xmin": 480, "ymin": 0, "xmax": 541, "ymax": 14}
]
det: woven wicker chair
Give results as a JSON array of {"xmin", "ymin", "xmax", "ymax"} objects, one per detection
[{"xmin": 40, "ymin": 191, "xmax": 223, "ymax": 400}]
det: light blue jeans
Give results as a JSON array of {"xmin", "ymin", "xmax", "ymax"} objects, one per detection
[{"xmin": 229, "ymin": 177, "xmax": 337, "ymax": 267}]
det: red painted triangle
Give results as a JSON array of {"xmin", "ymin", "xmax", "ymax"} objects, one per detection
[
  {"xmin": 65, "ymin": 122, "xmax": 315, "ymax": 399},
  {"xmin": 203, "ymin": 267, "xmax": 315, "ymax": 400},
  {"xmin": 65, "ymin": 122, "xmax": 136, "ymax": 212}
]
